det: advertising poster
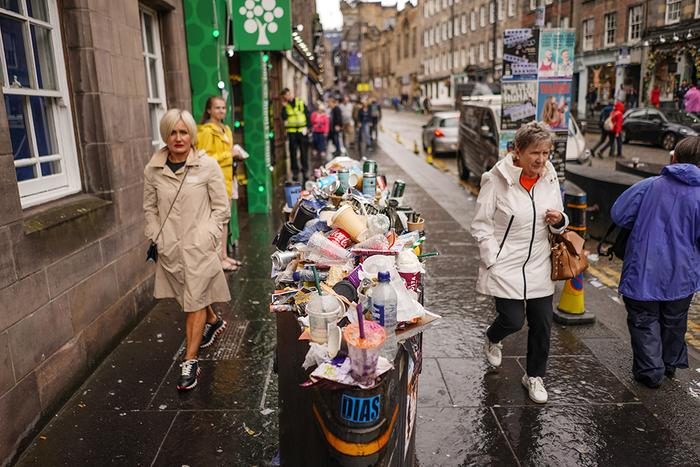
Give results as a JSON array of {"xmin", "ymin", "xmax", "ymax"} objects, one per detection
[
  {"xmin": 502, "ymin": 29, "xmax": 539, "ymax": 80},
  {"xmin": 501, "ymin": 81, "xmax": 538, "ymax": 130},
  {"xmin": 537, "ymin": 80, "xmax": 572, "ymax": 131},
  {"xmin": 538, "ymin": 29, "xmax": 575, "ymax": 79},
  {"xmin": 499, "ymin": 130, "xmax": 516, "ymax": 159}
]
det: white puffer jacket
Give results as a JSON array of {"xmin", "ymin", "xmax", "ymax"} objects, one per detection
[{"xmin": 470, "ymin": 154, "xmax": 568, "ymax": 300}]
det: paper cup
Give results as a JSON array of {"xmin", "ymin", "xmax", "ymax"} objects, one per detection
[
  {"xmin": 407, "ymin": 218, "xmax": 425, "ymax": 232},
  {"xmin": 348, "ymin": 172, "xmax": 363, "ymax": 189},
  {"xmin": 331, "ymin": 205, "xmax": 368, "ymax": 242},
  {"xmin": 398, "ymin": 271, "xmax": 421, "ymax": 292}
]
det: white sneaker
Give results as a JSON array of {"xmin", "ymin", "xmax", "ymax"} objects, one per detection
[
  {"xmin": 521, "ymin": 374, "xmax": 548, "ymax": 404},
  {"xmin": 484, "ymin": 336, "xmax": 503, "ymax": 367}
]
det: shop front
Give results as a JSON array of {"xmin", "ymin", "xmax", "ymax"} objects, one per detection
[{"xmin": 644, "ymin": 41, "xmax": 700, "ymax": 108}]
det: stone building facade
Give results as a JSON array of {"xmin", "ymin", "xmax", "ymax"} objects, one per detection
[{"xmin": 0, "ymin": 1, "xmax": 190, "ymax": 464}]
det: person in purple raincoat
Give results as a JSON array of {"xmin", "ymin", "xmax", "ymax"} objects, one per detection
[{"xmin": 611, "ymin": 136, "xmax": 700, "ymax": 388}]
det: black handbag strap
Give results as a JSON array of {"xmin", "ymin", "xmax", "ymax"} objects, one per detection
[{"xmin": 154, "ymin": 166, "xmax": 189, "ymax": 242}]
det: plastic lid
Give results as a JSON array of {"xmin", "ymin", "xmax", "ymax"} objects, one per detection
[{"xmin": 378, "ymin": 271, "xmax": 391, "ymax": 282}]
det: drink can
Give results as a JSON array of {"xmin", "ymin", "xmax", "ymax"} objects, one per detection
[
  {"xmin": 363, "ymin": 160, "xmax": 377, "ymax": 175},
  {"xmin": 337, "ymin": 169, "xmax": 350, "ymax": 190},
  {"xmin": 391, "ymin": 180, "xmax": 406, "ymax": 198},
  {"xmin": 376, "ymin": 175, "xmax": 387, "ymax": 191},
  {"xmin": 317, "ymin": 174, "xmax": 339, "ymax": 190},
  {"xmin": 271, "ymin": 250, "xmax": 298, "ymax": 270},
  {"xmin": 362, "ymin": 172, "xmax": 376, "ymax": 196},
  {"xmin": 327, "ymin": 228, "xmax": 352, "ymax": 248}
]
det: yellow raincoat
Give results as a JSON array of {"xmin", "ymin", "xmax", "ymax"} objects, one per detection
[{"xmin": 197, "ymin": 122, "xmax": 234, "ymax": 198}]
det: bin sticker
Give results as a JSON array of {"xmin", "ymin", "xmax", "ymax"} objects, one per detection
[{"xmin": 340, "ymin": 394, "xmax": 381, "ymax": 424}]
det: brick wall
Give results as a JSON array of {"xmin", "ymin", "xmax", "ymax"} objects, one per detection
[{"xmin": 0, "ymin": 1, "xmax": 190, "ymax": 465}]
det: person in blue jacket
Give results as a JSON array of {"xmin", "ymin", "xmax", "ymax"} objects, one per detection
[{"xmin": 611, "ymin": 136, "xmax": 700, "ymax": 388}]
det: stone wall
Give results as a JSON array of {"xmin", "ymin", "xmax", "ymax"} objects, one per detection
[{"xmin": 0, "ymin": 1, "xmax": 190, "ymax": 465}]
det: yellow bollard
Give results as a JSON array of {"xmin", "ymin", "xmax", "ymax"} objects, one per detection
[
  {"xmin": 426, "ymin": 146, "xmax": 433, "ymax": 164},
  {"xmin": 413, "ymin": 141, "xmax": 419, "ymax": 155}
]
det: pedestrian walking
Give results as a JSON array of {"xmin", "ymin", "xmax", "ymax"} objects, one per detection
[
  {"xmin": 611, "ymin": 136, "xmax": 700, "ymax": 388},
  {"xmin": 369, "ymin": 98, "xmax": 382, "ymax": 142},
  {"xmin": 683, "ymin": 83, "xmax": 700, "ymax": 114},
  {"xmin": 339, "ymin": 95, "xmax": 355, "ymax": 150},
  {"xmin": 281, "ymin": 88, "xmax": 311, "ymax": 182},
  {"xmin": 676, "ymin": 80, "xmax": 690, "ymax": 110},
  {"xmin": 650, "ymin": 84, "xmax": 661, "ymax": 108},
  {"xmin": 471, "ymin": 122, "xmax": 569, "ymax": 404},
  {"xmin": 197, "ymin": 96, "xmax": 244, "ymax": 272},
  {"xmin": 328, "ymin": 97, "xmax": 344, "ymax": 157},
  {"xmin": 355, "ymin": 100, "xmax": 372, "ymax": 158},
  {"xmin": 591, "ymin": 103, "xmax": 613, "ymax": 158},
  {"xmin": 392, "ymin": 95, "xmax": 400, "ymax": 112},
  {"xmin": 614, "ymin": 83, "xmax": 627, "ymax": 103},
  {"xmin": 423, "ymin": 96, "xmax": 432, "ymax": 114},
  {"xmin": 310, "ymin": 102, "xmax": 330, "ymax": 162},
  {"xmin": 585, "ymin": 86, "xmax": 597, "ymax": 118},
  {"xmin": 626, "ymin": 86, "xmax": 638, "ymax": 109},
  {"xmin": 594, "ymin": 102, "xmax": 624, "ymax": 158},
  {"xmin": 143, "ymin": 109, "xmax": 231, "ymax": 391}
]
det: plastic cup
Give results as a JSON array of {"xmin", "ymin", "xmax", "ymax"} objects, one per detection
[
  {"xmin": 331, "ymin": 205, "xmax": 368, "ymax": 242},
  {"xmin": 307, "ymin": 293, "xmax": 344, "ymax": 344},
  {"xmin": 344, "ymin": 321, "xmax": 386, "ymax": 385}
]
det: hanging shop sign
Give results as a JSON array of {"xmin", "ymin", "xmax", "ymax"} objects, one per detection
[{"xmin": 233, "ymin": 0, "xmax": 292, "ymax": 51}]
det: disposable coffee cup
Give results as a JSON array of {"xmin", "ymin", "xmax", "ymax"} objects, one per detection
[
  {"xmin": 307, "ymin": 293, "xmax": 344, "ymax": 344},
  {"xmin": 284, "ymin": 182, "xmax": 302, "ymax": 209},
  {"xmin": 396, "ymin": 250, "xmax": 422, "ymax": 292},
  {"xmin": 292, "ymin": 203, "xmax": 316, "ymax": 230},
  {"xmin": 407, "ymin": 218, "xmax": 425, "ymax": 232},
  {"xmin": 344, "ymin": 321, "xmax": 385, "ymax": 385},
  {"xmin": 348, "ymin": 172, "xmax": 363, "ymax": 189},
  {"xmin": 275, "ymin": 222, "xmax": 301, "ymax": 251},
  {"xmin": 331, "ymin": 205, "xmax": 368, "ymax": 242}
]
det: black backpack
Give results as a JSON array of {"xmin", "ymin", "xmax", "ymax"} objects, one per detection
[{"xmin": 597, "ymin": 223, "xmax": 631, "ymax": 260}]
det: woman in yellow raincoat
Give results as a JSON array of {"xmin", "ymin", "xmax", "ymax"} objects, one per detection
[{"xmin": 197, "ymin": 96, "xmax": 246, "ymax": 271}]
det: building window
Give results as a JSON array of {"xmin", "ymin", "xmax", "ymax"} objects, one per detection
[
  {"xmin": 529, "ymin": 0, "xmax": 536, "ymax": 11},
  {"xmin": 461, "ymin": 48, "xmax": 467, "ymax": 67},
  {"xmin": 471, "ymin": 10, "xmax": 477, "ymax": 30},
  {"xmin": 424, "ymin": 30, "xmax": 428, "ymax": 47},
  {"xmin": 454, "ymin": 16, "xmax": 460, "ymax": 36},
  {"xmin": 628, "ymin": 5, "xmax": 642, "ymax": 42},
  {"xmin": 488, "ymin": 40, "xmax": 494, "ymax": 60},
  {"xmin": 582, "ymin": 18, "xmax": 594, "ymax": 51},
  {"xmin": 140, "ymin": 7, "xmax": 167, "ymax": 151},
  {"xmin": 665, "ymin": 0, "xmax": 681, "ymax": 24},
  {"xmin": 696, "ymin": 0, "xmax": 700, "ymax": 18},
  {"xmin": 469, "ymin": 46, "xmax": 476, "ymax": 65},
  {"xmin": 497, "ymin": 38, "xmax": 503, "ymax": 59},
  {"xmin": 461, "ymin": 14, "xmax": 467, "ymax": 34},
  {"xmin": 489, "ymin": 1, "xmax": 495, "ymax": 23},
  {"xmin": 480, "ymin": 5, "xmax": 486, "ymax": 27},
  {"xmin": 412, "ymin": 26, "xmax": 417, "ymax": 56},
  {"xmin": 479, "ymin": 42, "xmax": 485, "ymax": 63},
  {"xmin": 1, "ymin": 0, "xmax": 80, "ymax": 207},
  {"xmin": 604, "ymin": 12, "xmax": 616, "ymax": 47},
  {"xmin": 447, "ymin": 19, "xmax": 452, "ymax": 39},
  {"xmin": 508, "ymin": 0, "xmax": 516, "ymax": 16},
  {"xmin": 498, "ymin": 0, "xmax": 504, "ymax": 20}
]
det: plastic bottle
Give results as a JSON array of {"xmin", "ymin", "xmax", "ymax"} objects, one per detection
[{"xmin": 371, "ymin": 271, "xmax": 397, "ymax": 332}]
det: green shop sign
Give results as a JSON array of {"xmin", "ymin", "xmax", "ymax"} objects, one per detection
[{"xmin": 233, "ymin": 0, "xmax": 292, "ymax": 51}]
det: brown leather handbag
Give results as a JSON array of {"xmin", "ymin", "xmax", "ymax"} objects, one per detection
[{"xmin": 550, "ymin": 230, "xmax": 589, "ymax": 281}]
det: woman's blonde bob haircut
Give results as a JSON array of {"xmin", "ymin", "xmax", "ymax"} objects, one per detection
[{"xmin": 159, "ymin": 108, "xmax": 198, "ymax": 147}]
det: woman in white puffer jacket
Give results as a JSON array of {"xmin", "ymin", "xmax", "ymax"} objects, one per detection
[{"xmin": 470, "ymin": 122, "xmax": 568, "ymax": 404}]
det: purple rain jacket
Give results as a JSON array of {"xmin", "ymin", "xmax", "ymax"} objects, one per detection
[{"xmin": 611, "ymin": 163, "xmax": 700, "ymax": 301}]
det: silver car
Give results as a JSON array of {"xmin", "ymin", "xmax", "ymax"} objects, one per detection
[{"xmin": 422, "ymin": 111, "xmax": 460, "ymax": 156}]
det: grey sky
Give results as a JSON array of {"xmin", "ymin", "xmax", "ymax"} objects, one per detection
[{"xmin": 316, "ymin": 0, "xmax": 415, "ymax": 31}]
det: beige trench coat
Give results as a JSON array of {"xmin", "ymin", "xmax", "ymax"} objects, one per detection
[{"xmin": 143, "ymin": 148, "xmax": 231, "ymax": 311}]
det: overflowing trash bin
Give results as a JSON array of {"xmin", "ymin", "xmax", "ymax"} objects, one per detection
[{"xmin": 271, "ymin": 158, "xmax": 440, "ymax": 466}]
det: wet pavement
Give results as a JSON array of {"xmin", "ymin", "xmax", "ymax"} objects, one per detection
[{"xmin": 13, "ymin": 115, "xmax": 700, "ymax": 466}]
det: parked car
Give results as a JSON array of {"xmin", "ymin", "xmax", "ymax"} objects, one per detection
[
  {"xmin": 422, "ymin": 111, "xmax": 459, "ymax": 156},
  {"xmin": 621, "ymin": 108, "xmax": 700, "ymax": 151},
  {"xmin": 456, "ymin": 96, "xmax": 590, "ymax": 181}
]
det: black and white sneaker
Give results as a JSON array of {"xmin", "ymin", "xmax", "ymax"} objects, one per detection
[
  {"xmin": 200, "ymin": 318, "xmax": 227, "ymax": 349},
  {"xmin": 177, "ymin": 359, "xmax": 200, "ymax": 391}
]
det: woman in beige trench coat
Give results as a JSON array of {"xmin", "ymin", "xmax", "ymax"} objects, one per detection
[{"xmin": 143, "ymin": 109, "xmax": 231, "ymax": 391}]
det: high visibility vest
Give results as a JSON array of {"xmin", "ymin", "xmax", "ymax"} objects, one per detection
[{"xmin": 284, "ymin": 99, "xmax": 307, "ymax": 132}]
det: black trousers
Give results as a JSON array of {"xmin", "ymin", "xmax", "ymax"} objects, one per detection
[
  {"xmin": 287, "ymin": 132, "xmax": 308, "ymax": 179},
  {"xmin": 486, "ymin": 295, "xmax": 553, "ymax": 377},
  {"xmin": 623, "ymin": 295, "xmax": 692, "ymax": 386},
  {"xmin": 595, "ymin": 132, "xmax": 623, "ymax": 157}
]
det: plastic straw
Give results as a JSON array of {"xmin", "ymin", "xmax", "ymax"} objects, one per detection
[
  {"xmin": 356, "ymin": 302, "xmax": 365, "ymax": 339},
  {"xmin": 310, "ymin": 265, "xmax": 322, "ymax": 296},
  {"xmin": 418, "ymin": 252, "xmax": 439, "ymax": 259}
]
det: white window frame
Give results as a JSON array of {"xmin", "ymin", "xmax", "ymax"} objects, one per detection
[
  {"xmin": 479, "ymin": 42, "xmax": 485, "ymax": 63},
  {"xmin": 604, "ymin": 12, "xmax": 616, "ymax": 47},
  {"xmin": 480, "ymin": 5, "xmax": 486, "ymax": 27},
  {"xmin": 508, "ymin": 0, "xmax": 516, "ymax": 16},
  {"xmin": 497, "ymin": 38, "xmax": 503, "ymax": 59},
  {"xmin": 665, "ymin": 0, "xmax": 681, "ymax": 24},
  {"xmin": 696, "ymin": 0, "xmax": 700, "ymax": 18},
  {"xmin": 453, "ymin": 16, "xmax": 459, "ymax": 36},
  {"xmin": 447, "ymin": 19, "xmax": 453, "ymax": 39},
  {"xmin": 498, "ymin": 0, "xmax": 504, "ymax": 20},
  {"xmin": 488, "ymin": 39, "xmax": 494, "ymax": 60},
  {"xmin": 461, "ymin": 14, "xmax": 467, "ymax": 34},
  {"xmin": 489, "ymin": 1, "xmax": 495, "ymax": 23},
  {"xmin": 628, "ymin": 5, "xmax": 643, "ymax": 42},
  {"xmin": 471, "ymin": 10, "xmax": 477, "ymax": 30},
  {"xmin": 529, "ymin": 0, "xmax": 536, "ymax": 11},
  {"xmin": 1, "ymin": 0, "xmax": 80, "ymax": 208},
  {"xmin": 583, "ymin": 18, "xmax": 594, "ymax": 51},
  {"xmin": 140, "ymin": 6, "xmax": 167, "ymax": 151}
]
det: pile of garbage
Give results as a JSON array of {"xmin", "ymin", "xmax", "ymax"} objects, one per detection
[{"xmin": 270, "ymin": 158, "xmax": 438, "ymax": 389}]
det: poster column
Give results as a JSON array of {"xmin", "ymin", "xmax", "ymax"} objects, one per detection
[{"xmin": 241, "ymin": 51, "xmax": 272, "ymax": 213}]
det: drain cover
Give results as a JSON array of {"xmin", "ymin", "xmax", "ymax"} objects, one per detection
[{"xmin": 199, "ymin": 320, "xmax": 249, "ymax": 361}]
